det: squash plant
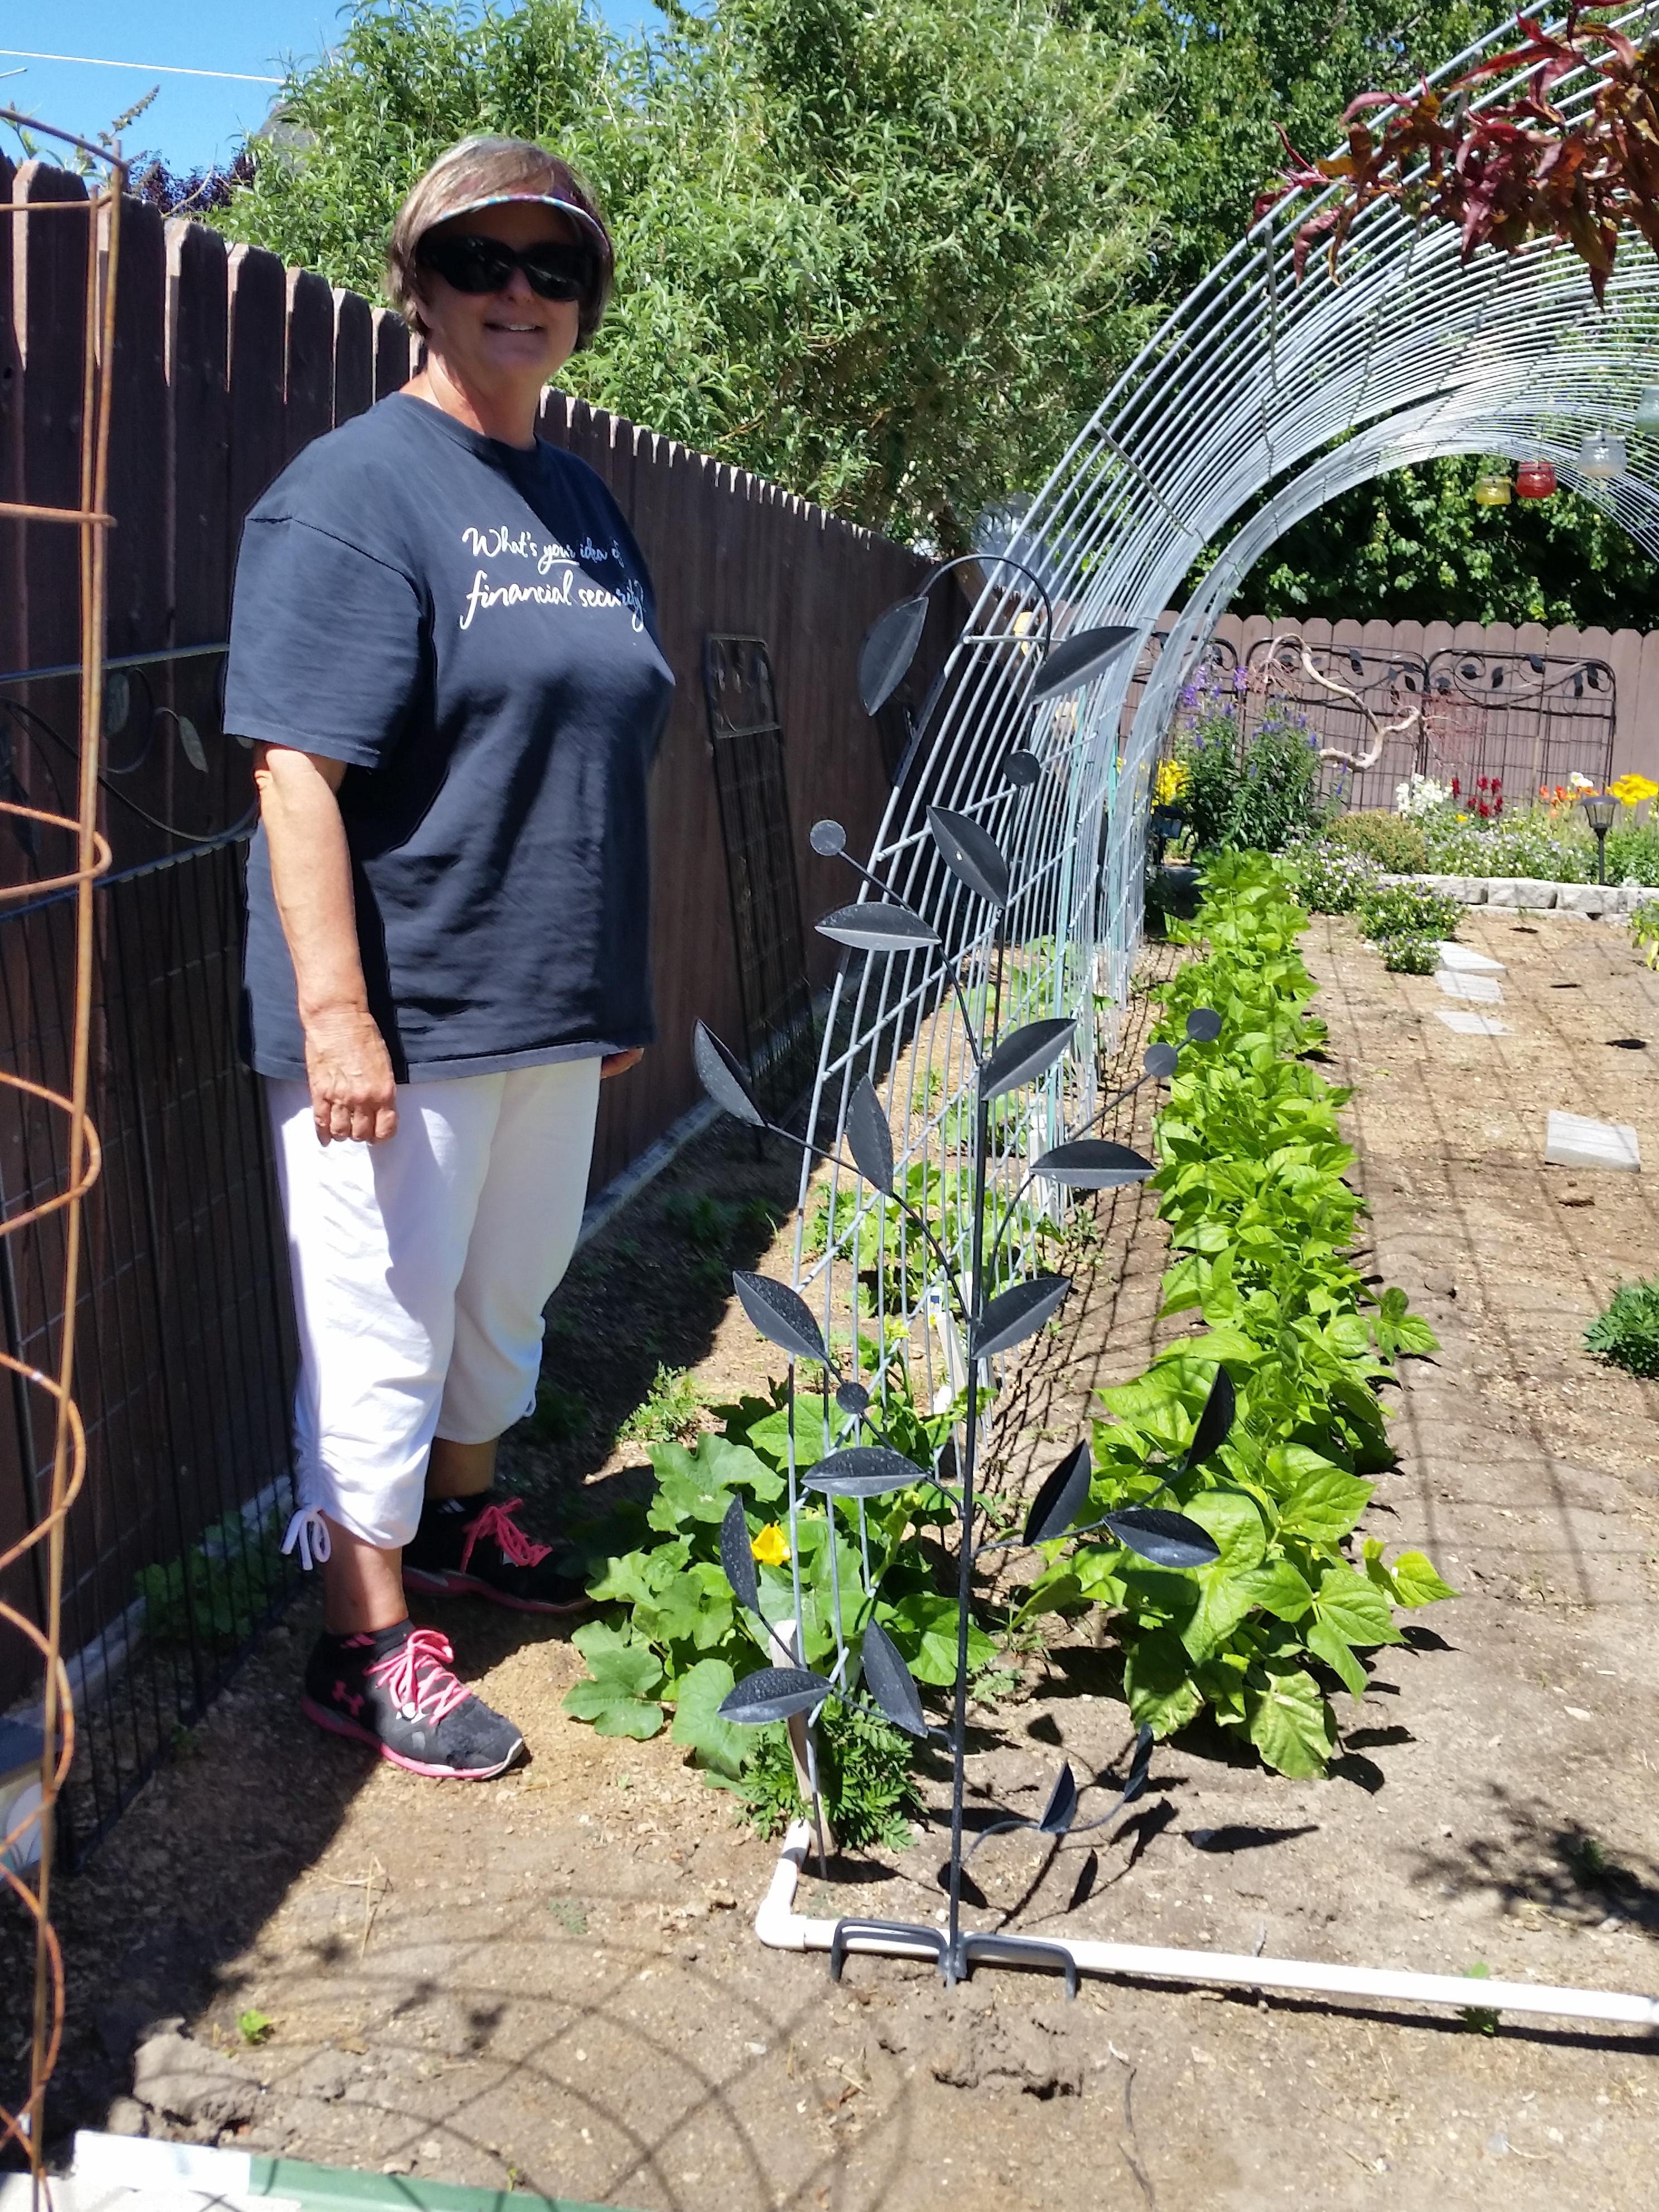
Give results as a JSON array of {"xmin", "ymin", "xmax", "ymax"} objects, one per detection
[{"xmin": 1021, "ymin": 852, "xmax": 1455, "ymax": 1775}]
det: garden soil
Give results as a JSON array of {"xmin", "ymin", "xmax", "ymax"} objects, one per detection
[{"xmin": 8, "ymin": 909, "xmax": 1659, "ymax": 2211}]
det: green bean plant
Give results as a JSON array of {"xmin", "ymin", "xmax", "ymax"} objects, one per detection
[{"xmin": 1020, "ymin": 853, "xmax": 1456, "ymax": 1775}]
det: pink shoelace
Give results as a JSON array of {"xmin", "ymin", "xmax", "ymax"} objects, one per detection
[
  {"xmin": 459, "ymin": 1497, "xmax": 551, "ymax": 1573},
  {"xmin": 366, "ymin": 1627, "xmax": 471, "ymax": 1724}
]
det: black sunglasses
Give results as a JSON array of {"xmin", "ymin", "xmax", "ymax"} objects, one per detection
[{"xmin": 417, "ymin": 232, "xmax": 594, "ymax": 303}]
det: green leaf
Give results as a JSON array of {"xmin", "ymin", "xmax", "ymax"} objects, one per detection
[
  {"xmin": 1234, "ymin": 1558, "xmax": 1314, "ymax": 1620},
  {"xmin": 670, "ymin": 1657, "xmax": 747, "ymax": 1778},
  {"xmin": 1244, "ymin": 1664, "xmax": 1335, "ymax": 1777},
  {"xmin": 880, "ymin": 1589, "xmax": 993, "ymax": 1685},
  {"xmin": 1313, "ymin": 1564, "xmax": 1401, "ymax": 1647},
  {"xmin": 1272, "ymin": 1453, "xmax": 1373, "ymax": 1544},
  {"xmin": 1305, "ymin": 1618, "xmax": 1369, "ymax": 1698},
  {"xmin": 570, "ymin": 1620, "xmax": 664, "ymax": 1697},
  {"xmin": 563, "ymin": 1677, "xmax": 666, "ymax": 1738},
  {"xmin": 645, "ymin": 1433, "xmax": 784, "ymax": 1531},
  {"xmin": 1179, "ymin": 1565, "xmax": 1259, "ymax": 1665},
  {"xmin": 1183, "ymin": 1488, "xmax": 1267, "ymax": 1575},
  {"xmin": 1388, "ymin": 1548, "xmax": 1459, "ymax": 1606},
  {"xmin": 1123, "ymin": 1630, "xmax": 1205, "ymax": 1735}
]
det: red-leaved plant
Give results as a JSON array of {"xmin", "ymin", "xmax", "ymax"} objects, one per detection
[{"xmin": 1257, "ymin": 3, "xmax": 1659, "ymax": 301}]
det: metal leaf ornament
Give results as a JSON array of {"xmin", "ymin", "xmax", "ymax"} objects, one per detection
[
  {"xmin": 806, "ymin": 1445, "xmax": 930, "ymax": 1500},
  {"xmin": 732, "ymin": 1270, "xmax": 830, "ymax": 1366},
  {"xmin": 816, "ymin": 901, "xmax": 941, "ymax": 954},
  {"xmin": 980, "ymin": 1016, "xmax": 1075, "ymax": 1101},
  {"xmin": 1122, "ymin": 1724, "xmax": 1155, "ymax": 1807},
  {"xmin": 1002, "ymin": 749, "xmax": 1041, "ymax": 789},
  {"xmin": 1031, "ymin": 1139, "xmax": 1154, "ymax": 1189},
  {"xmin": 858, "ymin": 595, "xmax": 929, "ymax": 715},
  {"xmin": 1029, "ymin": 624, "xmax": 1137, "ymax": 703},
  {"xmin": 926, "ymin": 805, "xmax": 1011, "ymax": 910},
  {"xmin": 719, "ymin": 1667, "xmax": 834, "ymax": 1725},
  {"xmin": 1185, "ymin": 1006, "xmax": 1223, "ymax": 1043},
  {"xmin": 860, "ymin": 1617, "xmax": 928, "ymax": 1738},
  {"xmin": 1183, "ymin": 1365, "xmax": 1237, "ymax": 1473},
  {"xmin": 1103, "ymin": 1505, "xmax": 1220, "ymax": 1570},
  {"xmin": 1022, "ymin": 1439, "xmax": 1093, "ymax": 1546},
  {"xmin": 1142, "ymin": 1040, "xmax": 1180, "ymax": 1080},
  {"xmin": 1038, "ymin": 1762, "xmax": 1080, "ymax": 1835},
  {"xmin": 971, "ymin": 1273, "xmax": 1072, "ymax": 1362},
  {"xmin": 846, "ymin": 1074, "xmax": 895, "ymax": 1194},
  {"xmin": 809, "ymin": 818, "xmax": 848, "ymax": 857},
  {"xmin": 719, "ymin": 1495, "xmax": 760, "ymax": 1613},
  {"xmin": 836, "ymin": 1378, "xmax": 871, "ymax": 1419},
  {"xmin": 693, "ymin": 1020, "xmax": 765, "ymax": 1128}
]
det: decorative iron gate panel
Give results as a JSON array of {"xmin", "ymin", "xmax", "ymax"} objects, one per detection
[
  {"xmin": 1229, "ymin": 634, "xmax": 1616, "ymax": 814},
  {"xmin": 702, "ymin": 637, "xmax": 817, "ymax": 1124}
]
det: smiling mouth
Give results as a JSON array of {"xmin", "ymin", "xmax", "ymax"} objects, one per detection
[{"xmin": 486, "ymin": 320, "xmax": 543, "ymax": 334}]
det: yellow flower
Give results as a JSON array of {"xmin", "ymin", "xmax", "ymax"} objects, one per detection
[
  {"xmin": 1610, "ymin": 772, "xmax": 1658, "ymax": 808},
  {"xmin": 1155, "ymin": 757, "xmax": 1189, "ymax": 804},
  {"xmin": 750, "ymin": 1523, "xmax": 790, "ymax": 1568},
  {"xmin": 1457, "ymin": 813, "xmax": 1469, "ymax": 823}
]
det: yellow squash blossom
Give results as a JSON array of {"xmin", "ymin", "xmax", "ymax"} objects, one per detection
[
  {"xmin": 1155, "ymin": 757, "xmax": 1188, "ymax": 804},
  {"xmin": 750, "ymin": 1523, "xmax": 790, "ymax": 1568}
]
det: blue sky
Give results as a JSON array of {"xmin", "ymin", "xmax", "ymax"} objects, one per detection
[{"xmin": 0, "ymin": 2, "xmax": 659, "ymax": 174}]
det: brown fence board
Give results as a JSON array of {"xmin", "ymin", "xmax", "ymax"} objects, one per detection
[
  {"xmin": 283, "ymin": 267, "xmax": 334, "ymax": 464},
  {"xmin": 332, "ymin": 288, "xmax": 373, "ymax": 426}
]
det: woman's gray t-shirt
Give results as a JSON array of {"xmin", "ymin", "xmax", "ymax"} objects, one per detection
[{"xmin": 225, "ymin": 393, "xmax": 675, "ymax": 1082}]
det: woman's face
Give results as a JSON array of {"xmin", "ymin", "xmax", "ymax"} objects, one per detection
[{"xmin": 415, "ymin": 199, "xmax": 585, "ymax": 396}]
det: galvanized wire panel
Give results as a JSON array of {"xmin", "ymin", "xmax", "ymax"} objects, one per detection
[{"xmin": 792, "ymin": 3, "xmax": 1659, "ymax": 1424}]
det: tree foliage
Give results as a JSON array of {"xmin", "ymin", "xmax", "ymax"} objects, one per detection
[
  {"xmin": 210, "ymin": 0, "xmax": 1658, "ymax": 620},
  {"xmin": 217, "ymin": 0, "xmax": 1160, "ymax": 547}
]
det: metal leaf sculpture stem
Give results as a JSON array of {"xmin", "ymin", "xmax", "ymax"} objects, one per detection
[{"xmin": 695, "ymin": 609, "xmax": 1228, "ymax": 1987}]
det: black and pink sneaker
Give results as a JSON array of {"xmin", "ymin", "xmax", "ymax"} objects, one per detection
[
  {"xmin": 301, "ymin": 1621, "xmax": 524, "ymax": 1779},
  {"xmin": 402, "ymin": 1492, "xmax": 591, "ymax": 1615}
]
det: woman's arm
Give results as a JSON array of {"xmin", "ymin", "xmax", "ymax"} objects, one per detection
[{"xmin": 253, "ymin": 744, "xmax": 398, "ymax": 1145}]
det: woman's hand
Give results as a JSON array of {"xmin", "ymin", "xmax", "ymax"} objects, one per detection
[
  {"xmin": 601, "ymin": 1047, "xmax": 644, "ymax": 1080},
  {"xmin": 305, "ymin": 1006, "xmax": 399, "ymax": 1145}
]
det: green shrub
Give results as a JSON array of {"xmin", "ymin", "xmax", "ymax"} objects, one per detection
[
  {"xmin": 1281, "ymin": 837, "xmax": 1379, "ymax": 915},
  {"xmin": 1371, "ymin": 933, "xmax": 1440, "ymax": 975},
  {"xmin": 1021, "ymin": 851, "xmax": 1455, "ymax": 1777},
  {"xmin": 736, "ymin": 1699, "xmax": 922, "ymax": 1849},
  {"xmin": 137, "ymin": 1507, "xmax": 287, "ymax": 1650},
  {"xmin": 1356, "ymin": 881, "xmax": 1462, "ymax": 945},
  {"xmin": 1175, "ymin": 707, "xmax": 1333, "ymax": 856},
  {"xmin": 1585, "ymin": 1278, "xmax": 1659, "ymax": 1380},
  {"xmin": 1328, "ymin": 810, "xmax": 1430, "ymax": 874}
]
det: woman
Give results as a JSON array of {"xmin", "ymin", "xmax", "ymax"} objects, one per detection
[{"xmin": 224, "ymin": 137, "xmax": 673, "ymax": 1780}]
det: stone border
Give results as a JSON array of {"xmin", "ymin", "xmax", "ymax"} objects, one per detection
[{"xmin": 1379, "ymin": 874, "xmax": 1659, "ymax": 917}]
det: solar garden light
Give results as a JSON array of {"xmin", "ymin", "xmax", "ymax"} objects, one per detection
[
  {"xmin": 693, "ymin": 717, "xmax": 1228, "ymax": 1986},
  {"xmin": 1582, "ymin": 789, "xmax": 1618, "ymax": 882}
]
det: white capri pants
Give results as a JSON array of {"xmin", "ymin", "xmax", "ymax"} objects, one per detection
[{"xmin": 268, "ymin": 1057, "xmax": 602, "ymax": 1551}]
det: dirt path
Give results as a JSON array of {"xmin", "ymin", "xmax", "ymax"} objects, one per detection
[{"xmin": 12, "ymin": 910, "xmax": 1659, "ymax": 2211}]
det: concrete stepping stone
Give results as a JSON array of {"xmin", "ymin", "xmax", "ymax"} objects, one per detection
[
  {"xmin": 1435, "ymin": 1010, "xmax": 1512, "ymax": 1035},
  {"xmin": 1436, "ymin": 969, "xmax": 1503, "ymax": 1004},
  {"xmin": 1545, "ymin": 1111, "xmax": 1641, "ymax": 1172},
  {"xmin": 1436, "ymin": 941, "xmax": 1506, "ymax": 974}
]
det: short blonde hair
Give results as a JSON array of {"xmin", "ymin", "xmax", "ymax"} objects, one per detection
[{"xmin": 386, "ymin": 136, "xmax": 614, "ymax": 348}]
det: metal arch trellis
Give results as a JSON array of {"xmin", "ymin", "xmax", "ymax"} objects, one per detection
[
  {"xmin": 682, "ymin": 3, "xmax": 1659, "ymax": 2018},
  {"xmin": 794, "ymin": 0, "xmax": 1659, "ymax": 1440},
  {"xmin": 0, "ymin": 107, "xmax": 119, "ymax": 2193}
]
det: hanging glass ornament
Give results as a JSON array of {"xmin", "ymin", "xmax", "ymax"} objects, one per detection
[
  {"xmin": 1634, "ymin": 387, "xmax": 1659, "ymax": 434},
  {"xmin": 1578, "ymin": 426, "xmax": 1624, "ymax": 481},
  {"xmin": 1472, "ymin": 468, "xmax": 1512, "ymax": 507},
  {"xmin": 1516, "ymin": 457, "xmax": 1557, "ymax": 500}
]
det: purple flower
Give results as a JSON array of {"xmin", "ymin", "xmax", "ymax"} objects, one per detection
[{"xmin": 1179, "ymin": 684, "xmax": 1198, "ymax": 710}]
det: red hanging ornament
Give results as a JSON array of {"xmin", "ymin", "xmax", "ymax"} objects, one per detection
[{"xmin": 1517, "ymin": 458, "xmax": 1557, "ymax": 500}]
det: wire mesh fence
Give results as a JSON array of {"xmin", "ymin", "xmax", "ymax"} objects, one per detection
[{"xmin": 0, "ymin": 836, "xmax": 298, "ymax": 1865}]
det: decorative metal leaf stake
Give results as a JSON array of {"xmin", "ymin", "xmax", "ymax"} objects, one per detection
[{"xmin": 695, "ymin": 803, "xmax": 1223, "ymax": 1994}]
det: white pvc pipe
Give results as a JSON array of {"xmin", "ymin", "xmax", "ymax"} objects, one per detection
[{"xmin": 755, "ymin": 1823, "xmax": 1659, "ymax": 2031}]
